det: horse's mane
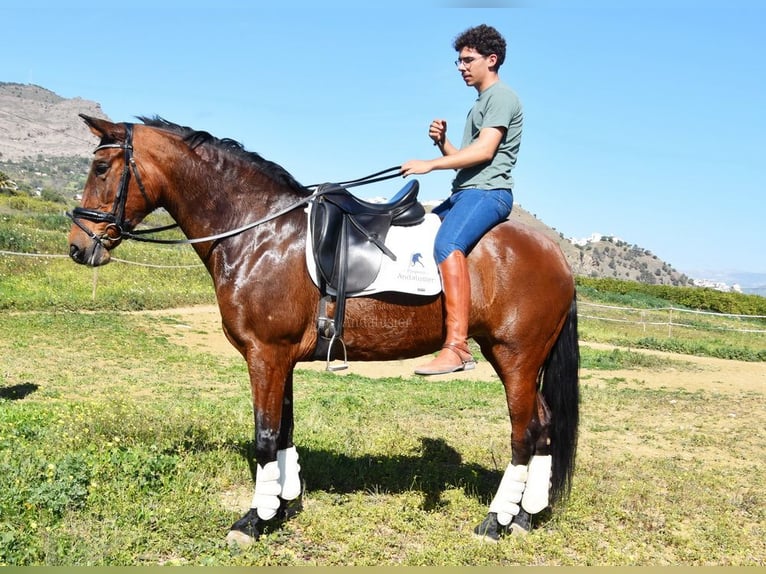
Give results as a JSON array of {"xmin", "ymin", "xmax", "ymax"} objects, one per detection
[{"xmin": 136, "ymin": 116, "xmax": 308, "ymax": 194}]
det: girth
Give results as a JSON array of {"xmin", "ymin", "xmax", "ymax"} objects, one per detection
[{"xmin": 309, "ymin": 179, "xmax": 425, "ymax": 369}]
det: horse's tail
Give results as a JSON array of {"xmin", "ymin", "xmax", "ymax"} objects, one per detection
[{"xmin": 540, "ymin": 291, "xmax": 580, "ymax": 505}]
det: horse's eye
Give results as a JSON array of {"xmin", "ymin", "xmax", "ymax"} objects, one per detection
[{"xmin": 94, "ymin": 162, "xmax": 109, "ymax": 177}]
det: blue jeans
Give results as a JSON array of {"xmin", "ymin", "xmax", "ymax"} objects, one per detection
[{"xmin": 432, "ymin": 188, "xmax": 514, "ymax": 263}]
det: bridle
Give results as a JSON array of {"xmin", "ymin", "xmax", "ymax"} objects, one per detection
[
  {"xmin": 68, "ymin": 122, "xmax": 403, "ymax": 248},
  {"xmin": 68, "ymin": 123, "xmax": 161, "ymax": 246}
]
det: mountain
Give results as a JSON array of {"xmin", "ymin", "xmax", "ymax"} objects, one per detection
[
  {"xmin": 0, "ymin": 82, "xmax": 693, "ymax": 287},
  {"xmin": 0, "ymin": 82, "xmax": 107, "ymax": 161},
  {"xmin": 505, "ymin": 207, "xmax": 691, "ymax": 286}
]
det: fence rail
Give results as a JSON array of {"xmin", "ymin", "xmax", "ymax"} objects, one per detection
[
  {"xmin": 1, "ymin": 248, "xmax": 203, "ymax": 269},
  {"xmin": 578, "ymin": 301, "xmax": 766, "ymax": 335}
]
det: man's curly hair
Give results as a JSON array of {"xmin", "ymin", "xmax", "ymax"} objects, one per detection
[{"xmin": 453, "ymin": 24, "xmax": 507, "ymax": 70}]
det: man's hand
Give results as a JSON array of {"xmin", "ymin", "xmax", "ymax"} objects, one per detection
[
  {"xmin": 400, "ymin": 160, "xmax": 434, "ymax": 177},
  {"xmin": 429, "ymin": 119, "xmax": 447, "ymax": 146}
]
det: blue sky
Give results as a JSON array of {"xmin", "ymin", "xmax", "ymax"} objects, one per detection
[{"xmin": 2, "ymin": 0, "xmax": 764, "ymax": 279}]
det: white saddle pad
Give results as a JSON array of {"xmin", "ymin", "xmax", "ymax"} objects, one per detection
[{"xmin": 306, "ymin": 212, "xmax": 443, "ymax": 297}]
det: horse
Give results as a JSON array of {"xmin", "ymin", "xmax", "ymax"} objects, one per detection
[{"xmin": 67, "ymin": 115, "xmax": 580, "ymax": 545}]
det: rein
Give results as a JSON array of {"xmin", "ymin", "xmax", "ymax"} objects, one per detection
[
  {"xmin": 127, "ymin": 166, "xmax": 404, "ymax": 246},
  {"xmin": 68, "ymin": 122, "xmax": 402, "ymax": 247}
]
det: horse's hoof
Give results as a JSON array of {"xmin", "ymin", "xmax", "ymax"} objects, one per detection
[
  {"xmin": 227, "ymin": 497, "xmax": 303, "ymax": 545},
  {"xmin": 226, "ymin": 528, "xmax": 256, "ymax": 548},
  {"xmin": 511, "ymin": 509, "xmax": 532, "ymax": 535},
  {"xmin": 473, "ymin": 511, "xmax": 531, "ymax": 542},
  {"xmin": 473, "ymin": 512, "xmax": 505, "ymax": 542}
]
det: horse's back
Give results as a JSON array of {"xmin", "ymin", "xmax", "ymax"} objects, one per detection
[{"xmin": 474, "ymin": 218, "xmax": 573, "ymax": 289}]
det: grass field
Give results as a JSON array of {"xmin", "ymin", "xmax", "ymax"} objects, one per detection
[
  {"xmin": 1, "ymin": 197, "xmax": 764, "ymax": 565},
  {"xmin": 1, "ymin": 310, "xmax": 763, "ymax": 566}
]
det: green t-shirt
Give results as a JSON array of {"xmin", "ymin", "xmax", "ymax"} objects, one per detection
[{"xmin": 452, "ymin": 81, "xmax": 523, "ymax": 192}]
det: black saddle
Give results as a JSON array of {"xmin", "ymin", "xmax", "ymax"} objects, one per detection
[
  {"xmin": 310, "ymin": 179, "xmax": 424, "ymax": 294},
  {"xmin": 309, "ymin": 179, "xmax": 425, "ymax": 368}
]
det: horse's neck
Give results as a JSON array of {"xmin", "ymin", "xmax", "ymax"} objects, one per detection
[{"xmin": 161, "ymin": 164, "xmax": 305, "ymax": 236}]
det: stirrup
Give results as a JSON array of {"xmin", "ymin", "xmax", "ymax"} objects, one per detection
[
  {"xmin": 443, "ymin": 343, "xmax": 476, "ymax": 370},
  {"xmin": 325, "ymin": 333, "xmax": 348, "ymax": 372},
  {"xmin": 414, "ymin": 343, "xmax": 476, "ymax": 376}
]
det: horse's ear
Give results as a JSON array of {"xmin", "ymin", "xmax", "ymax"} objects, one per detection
[{"xmin": 79, "ymin": 114, "xmax": 125, "ymax": 143}]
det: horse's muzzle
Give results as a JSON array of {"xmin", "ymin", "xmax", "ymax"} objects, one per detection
[{"xmin": 68, "ymin": 235, "xmax": 112, "ymax": 267}]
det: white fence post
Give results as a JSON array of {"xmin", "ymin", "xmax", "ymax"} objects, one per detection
[{"xmin": 668, "ymin": 308, "xmax": 673, "ymax": 337}]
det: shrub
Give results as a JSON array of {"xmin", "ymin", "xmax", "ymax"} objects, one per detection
[{"xmin": 576, "ymin": 276, "xmax": 766, "ymax": 316}]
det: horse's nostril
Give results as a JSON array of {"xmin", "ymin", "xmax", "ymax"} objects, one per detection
[{"xmin": 69, "ymin": 244, "xmax": 81, "ymax": 261}]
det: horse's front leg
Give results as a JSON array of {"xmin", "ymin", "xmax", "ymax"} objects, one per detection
[{"xmin": 226, "ymin": 364, "xmax": 303, "ymax": 546}]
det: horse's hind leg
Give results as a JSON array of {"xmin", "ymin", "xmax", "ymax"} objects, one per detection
[{"xmin": 473, "ymin": 342, "xmax": 550, "ymax": 541}]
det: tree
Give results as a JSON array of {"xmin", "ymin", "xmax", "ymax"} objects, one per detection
[{"xmin": 0, "ymin": 170, "xmax": 19, "ymax": 194}]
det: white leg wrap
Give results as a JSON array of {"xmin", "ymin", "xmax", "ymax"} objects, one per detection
[
  {"xmin": 277, "ymin": 446, "xmax": 301, "ymax": 501},
  {"xmin": 251, "ymin": 461, "xmax": 281, "ymax": 520},
  {"xmin": 489, "ymin": 463, "xmax": 528, "ymax": 526},
  {"xmin": 521, "ymin": 454, "xmax": 552, "ymax": 514}
]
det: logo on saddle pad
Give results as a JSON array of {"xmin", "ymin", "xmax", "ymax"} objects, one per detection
[
  {"xmin": 410, "ymin": 253, "xmax": 425, "ymax": 268},
  {"xmin": 393, "ymin": 250, "xmax": 437, "ymax": 287}
]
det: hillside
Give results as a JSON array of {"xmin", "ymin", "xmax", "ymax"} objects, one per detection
[
  {"xmin": 505, "ymin": 205, "xmax": 690, "ymax": 286},
  {"xmin": 0, "ymin": 82, "xmax": 690, "ymax": 286},
  {"xmin": 0, "ymin": 82, "xmax": 106, "ymax": 160}
]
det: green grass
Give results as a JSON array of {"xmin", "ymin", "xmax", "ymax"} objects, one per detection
[
  {"xmin": 1, "ymin": 195, "xmax": 214, "ymax": 311},
  {"xmin": 579, "ymin": 346, "xmax": 688, "ymax": 370},
  {"xmin": 1, "ymin": 311, "xmax": 764, "ymax": 565},
  {"xmin": 577, "ymin": 303, "xmax": 766, "ymax": 361}
]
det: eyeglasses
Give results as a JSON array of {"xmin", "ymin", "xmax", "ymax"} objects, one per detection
[{"xmin": 455, "ymin": 55, "xmax": 486, "ymax": 68}]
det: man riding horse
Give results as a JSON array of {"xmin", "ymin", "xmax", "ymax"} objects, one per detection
[{"xmin": 401, "ymin": 24, "xmax": 523, "ymax": 376}]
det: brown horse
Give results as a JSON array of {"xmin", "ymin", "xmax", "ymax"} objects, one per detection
[{"xmin": 68, "ymin": 115, "xmax": 579, "ymax": 544}]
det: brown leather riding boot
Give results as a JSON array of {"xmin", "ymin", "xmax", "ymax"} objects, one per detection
[{"xmin": 414, "ymin": 250, "xmax": 476, "ymax": 375}]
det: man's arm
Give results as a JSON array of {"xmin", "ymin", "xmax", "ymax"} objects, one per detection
[{"xmin": 401, "ymin": 126, "xmax": 505, "ymax": 176}]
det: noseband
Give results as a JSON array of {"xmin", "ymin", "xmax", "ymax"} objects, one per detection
[{"xmin": 68, "ymin": 123, "xmax": 156, "ymax": 247}]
